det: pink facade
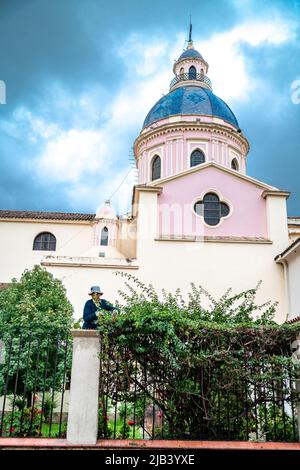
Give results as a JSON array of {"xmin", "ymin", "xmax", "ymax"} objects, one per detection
[
  {"xmin": 136, "ymin": 123, "xmax": 248, "ymax": 185},
  {"xmin": 157, "ymin": 166, "xmax": 268, "ymax": 238}
]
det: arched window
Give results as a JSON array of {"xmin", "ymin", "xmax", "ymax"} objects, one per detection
[
  {"xmin": 190, "ymin": 149, "xmax": 205, "ymax": 167},
  {"xmin": 179, "ymin": 67, "xmax": 184, "ymax": 78},
  {"xmin": 151, "ymin": 155, "xmax": 161, "ymax": 181},
  {"xmin": 100, "ymin": 227, "xmax": 108, "ymax": 246},
  {"xmin": 188, "ymin": 66, "xmax": 196, "ymax": 80},
  {"xmin": 231, "ymin": 158, "xmax": 239, "ymax": 171},
  {"xmin": 194, "ymin": 193, "xmax": 230, "ymax": 226},
  {"xmin": 33, "ymin": 232, "xmax": 56, "ymax": 251}
]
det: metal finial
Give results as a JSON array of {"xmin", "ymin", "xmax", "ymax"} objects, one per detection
[{"xmin": 188, "ymin": 15, "xmax": 192, "ymax": 42}]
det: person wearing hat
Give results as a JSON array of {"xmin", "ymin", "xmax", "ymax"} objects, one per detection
[{"xmin": 82, "ymin": 285, "xmax": 116, "ymax": 329}]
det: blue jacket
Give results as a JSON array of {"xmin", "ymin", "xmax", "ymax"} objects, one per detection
[{"xmin": 82, "ymin": 298, "xmax": 115, "ymax": 329}]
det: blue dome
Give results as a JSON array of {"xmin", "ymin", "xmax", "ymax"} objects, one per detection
[
  {"xmin": 178, "ymin": 48, "xmax": 203, "ymax": 60},
  {"xmin": 143, "ymin": 86, "xmax": 239, "ymax": 129}
]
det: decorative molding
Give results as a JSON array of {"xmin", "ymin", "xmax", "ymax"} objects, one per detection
[
  {"xmin": 155, "ymin": 236, "xmax": 273, "ymax": 244},
  {"xmin": 262, "ymin": 190, "xmax": 290, "ymax": 199},
  {"xmin": 0, "ymin": 218, "xmax": 91, "ymax": 225},
  {"xmin": 41, "ymin": 257, "xmax": 139, "ymax": 269},
  {"xmin": 134, "ymin": 121, "xmax": 249, "ymax": 156},
  {"xmin": 148, "ymin": 161, "xmax": 278, "ymax": 191}
]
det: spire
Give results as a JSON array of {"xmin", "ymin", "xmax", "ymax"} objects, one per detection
[
  {"xmin": 188, "ymin": 16, "xmax": 192, "ymax": 42},
  {"xmin": 187, "ymin": 16, "xmax": 193, "ymax": 49}
]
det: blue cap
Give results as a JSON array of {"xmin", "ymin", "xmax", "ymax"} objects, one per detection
[{"xmin": 89, "ymin": 285, "xmax": 103, "ymax": 295}]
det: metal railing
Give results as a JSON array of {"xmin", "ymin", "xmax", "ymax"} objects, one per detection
[
  {"xmin": 0, "ymin": 333, "xmax": 71, "ymax": 438},
  {"xmin": 99, "ymin": 346, "xmax": 299, "ymax": 442},
  {"xmin": 170, "ymin": 73, "xmax": 212, "ymax": 89}
]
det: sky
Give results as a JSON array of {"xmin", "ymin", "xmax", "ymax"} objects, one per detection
[{"xmin": 0, "ymin": 0, "xmax": 299, "ymax": 216}]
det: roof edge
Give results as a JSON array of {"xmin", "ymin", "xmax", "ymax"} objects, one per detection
[
  {"xmin": 148, "ymin": 161, "xmax": 280, "ymax": 191},
  {"xmin": 275, "ymin": 237, "xmax": 300, "ymax": 262},
  {"xmin": 0, "ymin": 210, "xmax": 96, "ymax": 222}
]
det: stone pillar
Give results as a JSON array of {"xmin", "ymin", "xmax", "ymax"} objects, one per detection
[
  {"xmin": 296, "ymin": 335, "xmax": 300, "ymax": 442},
  {"xmin": 67, "ymin": 330, "xmax": 100, "ymax": 445}
]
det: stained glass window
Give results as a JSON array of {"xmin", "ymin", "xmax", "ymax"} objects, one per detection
[{"xmin": 194, "ymin": 193, "xmax": 230, "ymax": 226}]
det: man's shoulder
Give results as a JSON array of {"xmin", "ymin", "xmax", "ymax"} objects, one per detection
[{"xmin": 84, "ymin": 298, "xmax": 93, "ymax": 306}]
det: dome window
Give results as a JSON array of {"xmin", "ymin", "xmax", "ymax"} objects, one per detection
[
  {"xmin": 194, "ymin": 193, "xmax": 230, "ymax": 226},
  {"xmin": 33, "ymin": 232, "xmax": 56, "ymax": 251},
  {"xmin": 190, "ymin": 149, "xmax": 205, "ymax": 167},
  {"xmin": 231, "ymin": 158, "xmax": 239, "ymax": 171},
  {"xmin": 151, "ymin": 155, "xmax": 161, "ymax": 181},
  {"xmin": 179, "ymin": 67, "xmax": 184, "ymax": 78},
  {"xmin": 100, "ymin": 227, "xmax": 109, "ymax": 246},
  {"xmin": 188, "ymin": 66, "xmax": 196, "ymax": 80}
]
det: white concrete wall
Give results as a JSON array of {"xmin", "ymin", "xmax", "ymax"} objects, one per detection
[
  {"xmin": 0, "ymin": 191, "xmax": 291, "ymax": 324},
  {"xmin": 46, "ymin": 264, "xmax": 138, "ymax": 319},
  {"xmin": 133, "ymin": 189, "xmax": 288, "ymax": 323},
  {"xmin": 116, "ymin": 219, "xmax": 137, "ymax": 259},
  {"xmin": 265, "ymin": 195, "xmax": 290, "ymax": 252},
  {"xmin": 286, "ymin": 251, "xmax": 300, "ymax": 318},
  {"xmin": 0, "ymin": 220, "xmax": 93, "ymax": 281}
]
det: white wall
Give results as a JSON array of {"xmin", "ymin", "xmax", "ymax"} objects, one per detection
[
  {"xmin": 133, "ymin": 189, "xmax": 288, "ymax": 323},
  {"xmin": 0, "ymin": 220, "xmax": 93, "ymax": 281},
  {"xmin": 0, "ymin": 190, "xmax": 291, "ymax": 324},
  {"xmin": 286, "ymin": 251, "xmax": 300, "ymax": 318}
]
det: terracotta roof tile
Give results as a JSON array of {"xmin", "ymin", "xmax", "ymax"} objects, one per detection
[
  {"xmin": 287, "ymin": 316, "xmax": 300, "ymax": 324},
  {"xmin": 0, "ymin": 283, "xmax": 10, "ymax": 290},
  {"xmin": 0, "ymin": 210, "xmax": 95, "ymax": 221}
]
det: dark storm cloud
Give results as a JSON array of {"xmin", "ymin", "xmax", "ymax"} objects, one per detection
[
  {"xmin": 0, "ymin": 0, "xmax": 299, "ymax": 213},
  {"xmin": 233, "ymin": 34, "xmax": 300, "ymax": 214},
  {"xmin": 0, "ymin": 0, "xmax": 125, "ymax": 113},
  {"xmin": 0, "ymin": 0, "xmax": 237, "ymax": 114}
]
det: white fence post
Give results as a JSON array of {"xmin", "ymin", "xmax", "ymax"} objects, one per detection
[{"xmin": 67, "ymin": 330, "xmax": 100, "ymax": 444}]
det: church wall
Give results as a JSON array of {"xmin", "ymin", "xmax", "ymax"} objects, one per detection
[
  {"xmin": 286, "ymin": 252, "xmax": 300, "ymax": 318},
  {"xmin": 0, "ymin": 220, "xmax": 93, "ymax": 281},
  {"xmin": 45, "ymin": 265, "xmax": 134, "ymax": 319},
  {"xmin": 134, "ymin": 189, "xmax": 287, "ymax": 323},
  {"xmin": 265, "ymin": 196, "xmax": 290, "ymax": 253},
  {"xmin": 116, "ymin": 219, "xmax": 137, "ymax": 259},
  {"xmin": 137, "ymin": 120, "xmax": 246, "ymax": 184},
  {"xmin": 157, "ymin": 167, "xmax": 268, "ymax": 238}
]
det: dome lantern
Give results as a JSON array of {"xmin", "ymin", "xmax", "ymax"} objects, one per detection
[
  {"xmin": 171, "ymin": 22, "xmax": 211, "ymax": 92},
  {"xmin": 134, "ymin": 24, "xmax": 250, "ymax": 185}
]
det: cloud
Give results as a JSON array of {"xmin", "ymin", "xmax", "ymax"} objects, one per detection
[
  {"xmin": 0, "ymin": 9, "xmax": 299, "ymax": 214},
  {"xmin": 37, "ymin": 129, "xmax": 107, "ymax": 183},
  {"xmin": 196, "ymin": 16, "xmax": 297, "ymax": 102}
]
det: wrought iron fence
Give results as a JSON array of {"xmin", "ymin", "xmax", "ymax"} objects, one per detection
[
  {"xmin": 99, "ymin": 345, "xmax": 300, "ymax": 442},
  {"xmin": 0, "ymin": 332, "xmax": 72, "ymax": 438},
  {"xmin": 170, "ymin": 73, "xmax": 212, "ymax": 89}
]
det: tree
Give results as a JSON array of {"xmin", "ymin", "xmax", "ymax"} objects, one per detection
[
  {"xmin": 97, "ymin": 273, "xmax": 300, "ymax": 441},
  {"xmin": 0, "ymin": 265, "xmax": 74, "ymax": 401}
]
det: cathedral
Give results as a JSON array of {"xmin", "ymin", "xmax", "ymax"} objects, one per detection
[{"xmin": 0, "ymin": 31, "xmax": 299, "ymax": 322}]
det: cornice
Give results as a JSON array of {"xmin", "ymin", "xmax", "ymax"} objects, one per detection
[
  {"xmin": 148, "ymin": 161, "xmax": 278, "ymax": 191},
  {"xmin": 134, "ymin": 121, "xmax": 249, "ymax": 156},
  {"xmin": 173, "ymin": 57, "xmax": 209, "ymax": 73},
  {"xmin": 262, "ymin": 190, "xmax": 290, "ymax": 199}
]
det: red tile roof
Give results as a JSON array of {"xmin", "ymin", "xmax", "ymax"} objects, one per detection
[
  {"xmin": 0, "ymin": 283, "xmax": 10, "ymax": 290},
  {"xmin": 0, "ymin": 210, "xmax": 95, "ymax": 221},
  {"xmin": 287, "ymin": 316, "xmax": 300, "ymax": 324}
]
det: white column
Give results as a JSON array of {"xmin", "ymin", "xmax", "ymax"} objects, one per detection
[
  {"xmin": 296, "ymin": 335, "xmax": 300, "ymax": 442},
  {"xmin": 67, "ymin": 330, "xmax": 100, "ymax": 445}
]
